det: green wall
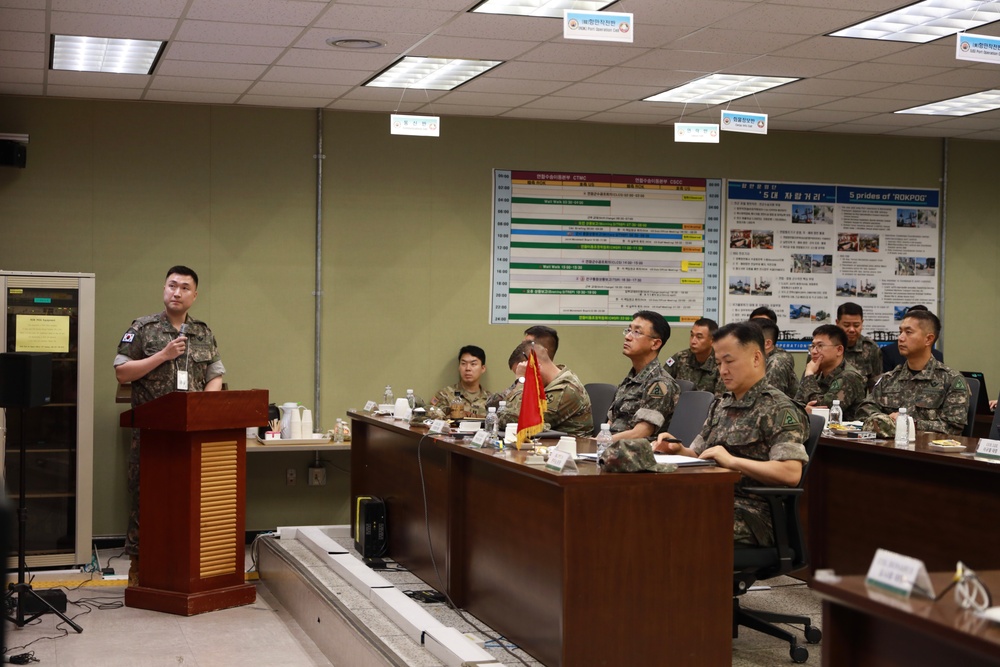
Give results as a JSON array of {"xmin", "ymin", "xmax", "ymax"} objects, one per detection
[{"xmin": 0, "ymin": 95, "xmax": 991, "ymax": 539}]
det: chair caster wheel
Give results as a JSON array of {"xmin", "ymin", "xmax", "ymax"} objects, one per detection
[
  {"xmin": 804, "ymin": 626, "xmax": 822, "ymax": 644},
  {"xmin": 790, "ymin": 645, "xmax": 809, "ymax": 663}
]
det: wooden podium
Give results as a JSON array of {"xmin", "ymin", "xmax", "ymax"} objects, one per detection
[{"xmin": 119, "ymin": 389, "xmax": 268, "ymax": 615}]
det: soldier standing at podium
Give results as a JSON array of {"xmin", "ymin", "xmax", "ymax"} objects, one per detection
[{"xmin": 113, "ymin": 265, "xmax": 225, "ymax": 586}]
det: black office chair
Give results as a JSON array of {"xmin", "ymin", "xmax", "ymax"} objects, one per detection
[
  {"xmin": 583, "ymin": 383, "xmax": 617, "ymax": 436},
  {"xmin": 665, "ymin": 390, "xmax": 713, "ymax": 446},
  {"xmin": 732, "ymin": 413, "xmax": 825, "ymax": 663},
  {"xmin": 963, "ymin": 377, "xmax": 979, "ymax": 438},
  {"xmin": 675, "ymin": 378, "xmax": 695, "ymax": 392},
  {"xmin": 991, "ymin": 392, "xmax": 1000, "ymax": 440}
]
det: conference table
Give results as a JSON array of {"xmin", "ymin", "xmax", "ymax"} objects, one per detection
[
  {"xmin": 812, "ymin": 570, "xmax": 1000, "ymax": 666},
  {"xmin": 349, "ymin": 412, "xmax": 740, "ymax": 667},
  {"xmin": 807, "ymin": 432, "xmax": 1000, "ymax": 576}
]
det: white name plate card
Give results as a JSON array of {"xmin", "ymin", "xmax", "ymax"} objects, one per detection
[
  {"xmin": 428, "ymin": 419, "xmax": 449, "ymax": 434},
  {"xmin": 674, "ymin": 123, "xmax": 719, "ymax": 143},
  {"xmin": 364, "ymin": 400, "xmax": 377, "ymax": 413},
  {"xmin": 563, "ymin": 10, "xmax": 633, "ymax": 43},
  {"xmin": 471, "ymin": 430, "xmax": 489, "ymax": 446},
  {"xmin": 720, "ymin": 110, "xmax": 768, "ymax": 135},
  {"xmin": 865, "ymin": 548, "xmax": 935, "ymax": 599},
  {"xmin": 545, "ymin": 449, "xmax": 579, "ymax": 474},
  {"xmin": 975, "ymin": 438, "xmax": 1000, "ymax": 461}
]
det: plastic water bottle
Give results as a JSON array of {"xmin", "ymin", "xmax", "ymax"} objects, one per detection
[
  {"xmin": 406, "ymin": 389, "xmax": 416, "ymax": 410},
  {"xmin": 894, "ymin": 407, "xmax": 908, "ymax": 448},
  {"xmin": 829, "ymin": 400, "xmax": 842, "ymax": 427},
  {"xmin": 383, "ymin": 385, "xmax": 393, "ymax": 405},
  {"xmin": 498, "ymin": 400, "xmax": 507, "ymax": 413},
  {"xmin": 485, "ymin": 407, "xmax": 498, "ymax": 442},
  {"xmin": 596, "ymin": 423, "xmax": 613, "ymax": 465},
  {"xmin": 333, "ymin": 419, "xmax": 345, "ymax": 444}
]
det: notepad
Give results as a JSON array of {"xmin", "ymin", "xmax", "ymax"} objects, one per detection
[{"xmin": 653, "ymin": 454, "xmax": 717, "ymax": 467}]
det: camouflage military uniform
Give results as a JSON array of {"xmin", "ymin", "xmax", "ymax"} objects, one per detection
[
  {"xmin": 608, "ymin": 358, "xmax": 680, "ymax": 436},
  {"xmin": 856, "ymin": 356, "xmax": 970, "ymax": 434},
  {"xmin": 691, "ymin": 378, "xmax": 809, "ymax": 546},
  {"xmin": 794, "ymin": 359, "xmax": 867, "ymax": 421},
  {"xmin": 496, "ymin": 367, "xmax": 593, "ymax": 437},
  {"xmin": 844, "ymin": 335, "xmax": 883, "ymax": 386},
  {"xmin": 114, "ymin": 312, "xmax": 225, "ymax": 556},
  {"xmin": 430, "ymin": 384, "xmax": 491, "ymax": 418},
  {"xmin": 664, "ymin": 348, "xmax": 725, "ymax": 395},
  {"xmin": 765, "ymin": 347, "xmax": 799, "ymax": 397}
]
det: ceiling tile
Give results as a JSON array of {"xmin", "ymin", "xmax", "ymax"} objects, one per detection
[
  {"xmin": 0, "ymin": 49, "xmax": 45, "ymax": 68},
  {"xmin": 819, "ymin": 123, "xmax": 897, "ymax": 135},
  {"xmin": 923, "ymin": 113, "xmax": 1000, "ymax": 130},
  {"xmin": 150, "ymin": 75, "xmax": 253, "ymax": 93},
  {"xmin": 411, "ymin": 102, "xmax": 503, "ymax": 116},
  {"xmin": 249, "ymin": 80, "xmax": 351, "ymax": 97},
  {"xmin": 725, "ymin": 55, "xmax": 852, "ymax": 78},
  {"xmin": 274, "ymin": 47, "xmax": 399, "ymax": 70},
  {"xmin": 337, "ymin": 85, "xmax": 447, "ymax": 102},
  {"xmin": 781, "ymin": 78, "xmax": 888, "ymax": 96},
  {"xmin": 50, "ymin": 11, "xmax": 178, "ymax": 39},
  {"xmin": 843, "ymin": 112, "xmax": 939, "ymax": 127},
  {"xmin": 812, "ymin": 97, "xmax": 908, "ymax": 113},
  {"xmin": 822, "ymin": 62, "xmax": 952, "ymax": 84},
  {"xmin": 435, "ymin": 90, "xmax": 539, "ymax": 107},
  {"xmin": 872, "ymin": 43, "xmax": 966, "ymax": 67},
  {"xmin": 0, "ymin": 8, "xmax": 43, "ymax": 31},
  {"xmin": 860, "ymin": 82, "xmax": 981, "ymax": 102},
  {"xmin": 46, "ymin": 84, "xmax": 142, "ymax": 99},
  {"xmin": 155, "ymin": 60, "xmax": 268, "ymax": 79},
  {"xmin": 0, "ymin": 82, "xmax": 42, "ymax": 94},
  {"xmin": 518, "ymin": 95, "xmax": 622, "ymax": 112},
  {"xmin": 175, "ymin": 20, "xmax": 306, "ymax": 47},
  {"xmin": 670, "ymin": 28, "xmax": 808, "ymax": 55},
  {"xmin": 313, "ymin": 4, "xmax": 453, "ymax": 34},
  {"xmin": 619, "ymin": 0, "xmax": 758, "ymax": 28},
  {"xmin": 238, "ymin": 93, "xmax": 334, "ymax": 107},
  {"xmin": 583, "ymin": 67, "xmax": 696, "ymax": 87},
  {"xmin": 342, "ymin": 0, "xmax": 469, "ymax": 8},
  {"xmin": 772, "ymin": 35, "xmax": 911, "ymax": 61},
  {"xmin": 51, "ymin": 0, "xmax": 187, "ymax": 18},
  {"xmin": 750, "ymin": 91, "xmax": 841, "ymax": 108},
  {"xmin": 888, "ymin": 126, "xmax": 971, "ymax": 137},
  {"xmin": 48, "ymin": 69, "xmax": 148, "ymax": 87},
  {"xmin": 326, "ymin": 99, "xmax": 423, "ymax": 112},
  {"xmin": 579, "ymin": 111, "xmax": 666, "ymax": 124},
  {"xmin": 0, "ymin": 66, "xmax": 42, "ymax": 83},
  {"xmin": 766, "ymin": 119, "xmax": 836, "ymax": 131},
  {"xmin": 500, "ymin": 107, "xmax": 593, "ymax": 121},
  {"xmin": 709, "ymin": 5, "xmax": 873, "ymax": 35},
  {"xmin": 291, "ymin": 27, "xmax": 418, "ymax": 52},
  {"xmin": 434, "ymin": 13, "xmax": 563, "ymax": 41},
  {"xmin": 551, "ymin": 81, "xmax": 663, "ymax": 100},
  {"xmin": 622, "ymin": 49, "xmax": 753, "ymax": 72},
  {"xmin": 518, "ymin": 43, "xmax": 650, "ymax": 67},
  {"xmin": 186, "ymin": 0, "xmax": 327, "ymax": 27},
  {"xmin": 0, "ymin": 30, "xmax": 45, "ymax": 51},
  {"xmin": 262, "ymin": 65, "xmax": 367, "ymax": 85},
  {"xmin": 459, "ymin": 76, "xmax": 569, "ymax": 96},
  {"xmin": 144, "ymin": 89, "xmax": 241, "ymax": 104},
  {"xmin": 772, "ymin": 108, "xmax": 876, "ymax": 123},
  {"xmin": 412, "ymin": 35, "xmax": 537, "ymax": 60},
  {"xmin": 914, "ymin": 69, "xmax": 1000, "ymax": 89},
  {"xmin": 489, "ymin": 61, "xmax": 606, "ymax": 81},
  {"xmin": 1, "ymin": 0, "xmax": 46, "ymax": 8},
  {"xmin": 164, "ymin": 42, "xmax": 284, "ymax": 65}
]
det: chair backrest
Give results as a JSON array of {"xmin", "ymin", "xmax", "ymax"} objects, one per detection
[
  {"xmin": 665, "ymin": 391, "xmax": 714, "ymax": 446},
  {"xmin": 779, "ymin": 413, "xmax": 825, "ymax": 573},
  {"xmin": 963, "ymin": 377, "xmax": 979, "ymax": 437},
  {"xmin": 583, "ymin": 383, "xmax": 617, "ymax": 437},
  {"xmin": 991, "ymin": 393, "xmax": 1000, "ymax": 440},
  {"xmin": 675, "ymin": 378, "xmax": 695, "ymax": 392}
]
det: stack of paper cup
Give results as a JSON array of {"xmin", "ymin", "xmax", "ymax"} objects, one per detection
[{"xmin": 556, "ymin": 436, "xmax": 577, "ymax": 457}]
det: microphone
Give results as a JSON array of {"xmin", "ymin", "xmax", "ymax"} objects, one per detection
[{"xmin": 179, "ymin": 323, "xmax": 187, "ymax": 337}]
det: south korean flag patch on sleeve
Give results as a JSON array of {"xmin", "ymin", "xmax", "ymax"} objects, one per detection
[{"xmin": 121, "ymin": 332, "xmax": 135, "ymax": 343}]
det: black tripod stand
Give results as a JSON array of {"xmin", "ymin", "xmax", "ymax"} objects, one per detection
[{"xmin": 4, "ymin": 405, "xmax": 83, "ymax": 633}]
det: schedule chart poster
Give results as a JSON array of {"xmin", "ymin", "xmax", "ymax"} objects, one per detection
[
  {"xmin": 491, "ymin": 170, "xmax": 722, "ymax": 325},
  {"xmin": 725, "ymin": 180, "xmax": 940, "ymax": 344}
]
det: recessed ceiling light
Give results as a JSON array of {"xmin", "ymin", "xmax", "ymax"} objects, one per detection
[
  {"xmin": 643, "ymin": 74, "xmax": 798, "ymax": 106},
  {"xmin": 830, "ymin": 0, "xmax": 1000, "ymax": 43},
  {"xmin": 896, "ymin": 89, "xmax": 1000, "ymax": 115},
  {"xmin": 470, "ymin": 0, "xmax": 616, "ymax": 18},
  {"xmin": 364, "ymin": 56, "xmax": 503, "ymax": 91},
  {"xmin": 326, "ymin": 37, "xmax": 385, "ymax": 49},
  {"xmin": 51, "ymin": 35, "xmax": 165, "ymax": 75}
]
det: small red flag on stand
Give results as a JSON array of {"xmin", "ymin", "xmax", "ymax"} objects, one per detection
[{"xmin": 516, "ymin": 348, "xmax": 547, "ymax": 450}]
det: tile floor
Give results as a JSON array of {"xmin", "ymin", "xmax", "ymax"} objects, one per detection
[{"xmin": 3, "ymin": 546, "xmax": 822, "ymax": 666}]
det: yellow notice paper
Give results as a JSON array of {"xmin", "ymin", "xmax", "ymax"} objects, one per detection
[
  {"xmin": 681, "ymin": 261, "xmax": 689, "ymax": 272},
  {"xmin": 15, "ymin": 314, "xmax": 70, "ymax": 353}
]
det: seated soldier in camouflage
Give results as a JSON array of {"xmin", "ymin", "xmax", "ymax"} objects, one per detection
[
  {"xmin": 429, "ymin": 345, "xmax": 491, "ymax": 418},
  {"xmin": 608, "ymin": 310, "xmax": 681, "ymax": 442},
  {"xmin": 497, "ymin": 341, "xmax": 593, "ymax": 437},
  {"xmin": 795, "ymin": 324, "xmax": 867, "ymax": 420},
  {"xmin": 486, "ymin": 326, "xmax": 559, "ymax": 411},
  {"xmin": 753, "ymin": 319, "xmax": 798, "ymax": 398},
  {"xmin": 654, "ymin": 321, "xmax": 809, "ymax": 546},
  {"xmin": 664, "ymin": 317, "xmax": 725, "ymax": 395},
  {"xmin": 856, "ymin": 309, "xmax": 969, "ymax": 434}
]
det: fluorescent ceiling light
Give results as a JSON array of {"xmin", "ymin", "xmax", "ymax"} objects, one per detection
[
  {"xmin": 643, "ymin": 74, "xmax": 798, "ymax": 106},
  {"xmin": 470, "ymin": 0, "xmax": 616, "ymax": 18},
  {"xmin": 365, "ymin": 57, "xmax": 503, "ymax": 91},
  {"xmin": 51, "ymin": 35, "xmax": 165, "ymax": 75},
  {"xmin": 896, "ymin": 89, "xmax": 1000, "ymax": 115},
  {"xmin": 830, "ymin": 0, "xmax": 1000, "ymax": 43}
]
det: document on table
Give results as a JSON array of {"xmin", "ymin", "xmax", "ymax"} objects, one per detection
[{"xmin": 653, "ymin": 454, "xmax": 716, "ymax": 467}]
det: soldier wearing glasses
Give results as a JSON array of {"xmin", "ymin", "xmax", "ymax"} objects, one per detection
[
  {"xmin": 607, "ymin": 310, "xmax": 680, "ymax": 442},
  {"xmin": 795, "ymin": 324, "xmax": 867, "ymax": 420}
]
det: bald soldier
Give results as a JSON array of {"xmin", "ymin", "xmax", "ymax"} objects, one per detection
[{"xmin": 654, "ymin": 321, "xmax": 809, "ymax": 546}]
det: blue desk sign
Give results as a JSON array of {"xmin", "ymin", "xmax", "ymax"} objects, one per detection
[
  {"xmin": 721, "ymin": 110, "xmax": 768, "ymax": 135},
  {"xmin": 674, "ymin": 122, "xmax": 719, "ymax": 143},
  {"xmin": 390, "ymin": 114, "xmax": 440, "ymax": 137},
  {"xmin": 564, "ymin": 10, "xmax": 633, "ymax": 43},
  {"xmin": 957, "ymin": 33, "xmax": 1000, "ymax": 64}
]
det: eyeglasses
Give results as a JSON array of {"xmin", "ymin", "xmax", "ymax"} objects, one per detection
[
  {"xmin": 808, "ymin": 343, "xmax": 839, "ymax": 351},
  {"xmin": 623, "ymin": 328, "xmax": 658, "ymax": 340}
]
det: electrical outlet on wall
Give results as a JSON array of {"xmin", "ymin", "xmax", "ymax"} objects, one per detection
[
  {"xmin": 286, "ymin": 468, "xmax": 296, "ymax": 485},
  {"xmin": 308, "ymin": 466, "xmax": 326, "ymax": 486}
]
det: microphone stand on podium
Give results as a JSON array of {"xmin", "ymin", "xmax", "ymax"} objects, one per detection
[{"xmin": 1, "ymin": 352, "xmax": 83, "ymax": 634}]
